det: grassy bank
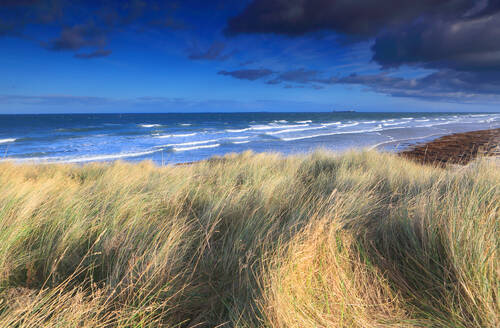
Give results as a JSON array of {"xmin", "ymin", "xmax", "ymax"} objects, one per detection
[{"xmin": 0, "ymin": 150, "xmax": 498, "ymax": 327}]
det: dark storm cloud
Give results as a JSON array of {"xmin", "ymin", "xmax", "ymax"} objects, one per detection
[
  {"xmin": 218, "ymin": 65, "xmax": 500, "ymax": 101},
  {"xmin": 226, "ymin": 0, "xmax": 473, "ymax": 37},
  {"xmin": 0, "ymin": 21, "xmax": 16, "ymax": 36},
  {"xmin": 74, "ymin": 49, "xmax": 112, "ymax": 59},
  {"xmin": 225, "ymin": 0, "xmax": 500, "ymax": 101},
  {"xmin": 0, "ymin": 0, "xmax": 40, "ymax": 5},
  {"xmin": 0, "ymin": 0, "xmax": 64, "ymax": 37},
  {"xmin": 218, "ymin": 69, "xmax": 273, "ymax": 81},
  {"xmin": 0, "ymin": 0, "xmax": 183, "ymax": 57},
  {"xmin": 220, "ymin": 67, "xmax": 336, "ymax": 88},
  {"xmin": 149, "ymin": 17, "xmax": 186, "ymax": 30},
  {"xmin": 337, "ymin": 70, "xmax": 500, "ymax": 101},
  {"xmin": 372, "ymin": 12, "xmax": 500, "ymax": 71},
  {"xmin": 227, "ymin": 0, "xmax": 500, "ymax": 71},
  {"xmin": 188, "ymin": 42, "xmax": 233, "ymax": 61}
]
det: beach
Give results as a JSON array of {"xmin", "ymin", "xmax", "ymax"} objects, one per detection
[{"xmin": 401, "ymin": 128, "xmax": 500, "ymax": 165}]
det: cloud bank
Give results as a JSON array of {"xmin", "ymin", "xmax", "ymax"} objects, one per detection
[
  {"xmin": 226, "ymin": 0, "xmax": 500, "ymax": 101},
  {"xmin": 0, "ymin": 0, "xmax": 182, "ymax": 59},
  {"xmin": 218, "ymin": 69, "xmax": 274, "ymax": 80}
]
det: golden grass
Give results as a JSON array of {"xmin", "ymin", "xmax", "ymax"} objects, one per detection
[{"xmin": 0, "ymin": 150, "xmax": 497, "ymax": 327}]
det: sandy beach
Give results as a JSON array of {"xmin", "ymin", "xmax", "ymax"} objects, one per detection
[{"xmin": 400, "ymin": 128, "xmax": 500, "ymax": 166}]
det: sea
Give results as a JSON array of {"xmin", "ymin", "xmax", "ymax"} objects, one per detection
[{"xmin": 0, "ymin": 112, "xmax": 499, "ymax": 165}]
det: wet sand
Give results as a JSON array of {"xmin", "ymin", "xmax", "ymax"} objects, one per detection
[
  {"xmin": 173, "ymin": 129, "xmax": 500, "ymax": 167},
  {"xmin": 400, "ymin": 128, "xmax": 500, "ymax": 166}
]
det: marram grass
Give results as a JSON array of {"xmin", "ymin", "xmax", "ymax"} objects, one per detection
[{"xmin": 0, "ymin": 150, "xmax": 497, "ymax": 327}]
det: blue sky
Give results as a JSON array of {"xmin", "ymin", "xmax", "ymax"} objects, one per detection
[{"xmin": 0, "ymin": 0, "xmax": 499, "ymax": 113}]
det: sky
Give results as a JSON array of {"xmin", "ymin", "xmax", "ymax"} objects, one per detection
[{"xmin": 0, "ymin": 0, "xmax": 499, "ymax": 113}]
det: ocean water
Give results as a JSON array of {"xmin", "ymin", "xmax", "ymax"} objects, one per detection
[{"xmin": 0, "ymin": 112, "xmax": 498, "ymax": 165}]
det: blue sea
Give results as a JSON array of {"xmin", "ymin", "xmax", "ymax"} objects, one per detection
[{"xmin": 0, "ymin": 112, "xmax": 499, "ymax": 165}]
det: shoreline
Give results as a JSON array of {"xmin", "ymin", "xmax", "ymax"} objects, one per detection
[
  {"xmin": 1, "ymin": 128, "xmax": 499, "ymax": 167},
  {"xmin": 175, "ymin": 128, "xmax": 500, "ymax": 167},
  {"xmin": 399, "ymin": 128, "xmax": 500, "ymax": 166},
  {"xmin": 1, "ymin": 112, "xmax": 498, "ymax": 166}
]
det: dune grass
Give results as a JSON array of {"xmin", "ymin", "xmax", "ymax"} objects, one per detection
[{"xmin": 0, "ymin": 150, "xmax": 497, "ymax": 327}]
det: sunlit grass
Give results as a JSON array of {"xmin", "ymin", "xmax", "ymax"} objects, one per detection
[{"xmin": 0, "ymin": 150, "xmax": 497, "ymax": 327}]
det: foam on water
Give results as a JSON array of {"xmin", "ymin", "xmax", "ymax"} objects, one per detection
[
  {"xmin": 266, "ymin": 125, "xmax": 326, "ymax": 135},
  {"xmin": 383, "ymin": 121, "xmax": 408, "ymax": 126},
  {"xmin": 156, "ymin": 133, "xmax": 197, "ymax": 138},
  {"xmin": 250, "ymin": 123, "xmax": 309, "ymax": 131},
  {"xmin": 140, "ymin": 124, "xmax": 162, "ymax": 128},
  {"xmin": 0, "ymin": 138, "xmax": 16, "ymax": 144},
  {"xmin": 174, "ymin": 133, "xmax": 197, "ymax": 137},
  {"xmin": 2, "ymin": 149, "xmax": 162, "ymax": 164},
  {"xmin": 281, "ymin": 127, "xmax": 383, "ymax": 141},
  {"xmin": 338, "ymin": 122, "xmax": 359, "ymax": 128},
  {"xmin": 61, "ymin": 150, "xmax": 162, "ymax": 163},
  {"xmin": 173, "ymin": 144, "xmax": 220, "ymax": 152},
  {"xmin": 369, "ymin": 132, "xmax": 448, "ymax": 150},
  {"xmin": 229, "ymin": 136, "xmax": 250, "ymax": 140},
  {"xmin": 416, "ymin": 120, "xmax": 459, "ymax": 128},
  {"xmin": 226, "ymin": 128, "xmax": 251, "ymax": 133},
  {"xmin": 158, "ymin": 139, "xmax": 220, "ymax": 148}
]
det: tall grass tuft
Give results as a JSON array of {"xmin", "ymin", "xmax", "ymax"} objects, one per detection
[{"xmin": 0, "ymin": 150, "xmax": 497, "ymax": 327}]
